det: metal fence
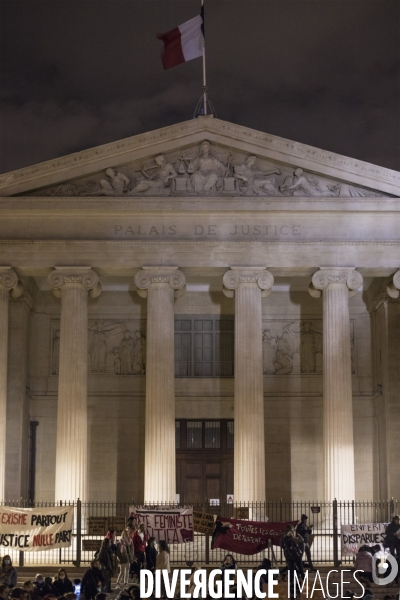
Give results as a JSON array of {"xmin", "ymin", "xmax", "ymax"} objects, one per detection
[{"xmin": 1, "ymin": 498, "xmax": 398, "ymax": 567}]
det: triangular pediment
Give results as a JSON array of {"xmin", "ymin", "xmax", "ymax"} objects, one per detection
[{"xmin": 0, "ymin": 116, "xmax": 399, "ymax": 197}]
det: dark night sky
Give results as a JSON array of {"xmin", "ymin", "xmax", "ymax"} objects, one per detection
[{"xmin": 1, "ymin": 0, "xmax": 399, "ymax": 175}]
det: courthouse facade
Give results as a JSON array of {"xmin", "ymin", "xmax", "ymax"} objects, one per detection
[{"xmin": 0, "ymin": 115, "xmax": 399, "ymax": 505}]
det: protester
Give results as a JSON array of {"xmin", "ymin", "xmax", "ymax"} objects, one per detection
[
  {"xmin": 296, "ymin": 514, "xmax": 316, "ymax": 570},
  {"xmin": 362, "ymin": 589, "xmax": 374, "ymax": 600},
  {"xmin": 221, "ymin": 554, "xmax": 237, "ymax": 598},
  {"xmin": 95, "ymin": 594, "xmax": 108, "ymax": 600},
  {"xmin": 0, "ymin": 557, "xmax": 17, "ymax": 589},
  {"xmin": 115, "ymin": 530, "xmax": 132, "ymax": 590},
  {"xmin": 105, "ymin": 529, "xmax": 117, "ymax": 552},
  {"xmin": 155, "ymin": 541, "xmax": 171, "ymax": 599},
  {"xmin": 43, "ymin": 581, "xmax": 53, "ymax": 597},
  {"xmin": 64, "ymin": 594, "xmax": 77, "ymax": 600},
  {"xmin": 254, "ymin": 558, "xmax": 271, "ymax": 596},
  {"xmin": 355, "ymin": 545, "xmax": 374, "ymax": 583},
  {"xmin": 51, "ymin": 569, "xmax": 74, "ymax": 597},
  {"xmin": 145, "ymin": 537, "xmax": 158, "ymax": 573},
  {"xmin": 133, "ymin": 523, "xmax": 148, "ymax": 572},
  {"xmin": 281, "ymin": 525, "xmax": 305, "ymax": 600},
  {"xmin": 10, "ymin": 589, "xmax": 29, "ymax": 600},
  {"xmin": 385, "ymin": 516, "xmax": 400, "ymax": 556},
  {"xmin": 98, "ymin": 538, "xmax": 114, "ymax": 592},
  {"xmin": 22, "ymin": 582, "xmax": 33, "ymax": 600},
  {"xmin": 81, "ymin": 560, "xmax": 104, "ymax": 600},
  {"xmin": 32, "ymin": 575, "xmax": 48, "ymax": 600},
  {"xmin": 0, "ymin": 585, "xmax": 9, "ymax": 600}
]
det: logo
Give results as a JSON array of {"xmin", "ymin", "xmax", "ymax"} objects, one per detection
[{"xmin": 372, "ymin": 551, "xmax": 398, "ymax": 585}]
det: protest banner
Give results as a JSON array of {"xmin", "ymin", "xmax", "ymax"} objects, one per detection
[
  {"xmin": 0, "ymin": 505, "xmax": 74, "ymax": 551},
  {"xmin": 193, "ymin": 511, "xmax": 215, "ymax": 535},
  {"xmin": 341, "ymin": 523, "xmax": 389, "ymax": 555},
  {"xmin": 129, "ymin": 506, "xmax": 193, "ymax": 544},
  {"xmin": 211, "ymin": 517, "xmax": 297, "ymax": 555}
]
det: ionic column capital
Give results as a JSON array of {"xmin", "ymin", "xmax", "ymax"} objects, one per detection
[
  {"xmin": 47, "ymin": 267, "xmax": 101, "ymax": 298},
  {"xmin": 309, "ymin": 267, "xmax": 363, "ymax": 298},
  {"xmin": 387, "ymin": 269, "xmax": 400, "ymax": 299},
  {"xmin": 134, "ymin": 267, "xmax": 186, "ymax": 299},
  {"xmin": 0, "ymin": 267, "xmax": 24, "ymax": 298},
  {"xmin": 222, "ymin": 267, "xmax": 274, "ymax": 298}
]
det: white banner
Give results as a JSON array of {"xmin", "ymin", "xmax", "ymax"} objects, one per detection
[
  {"xmin": 341, "ymin": 523, "xmax": 389, "ymax": 555},
  {"xmin": 0, "ymin": 506, "xmax": 74, "ymax": 551},
  {"xmin": 129, "ymin": 506, "xmax": 193, "ymax": 544}
]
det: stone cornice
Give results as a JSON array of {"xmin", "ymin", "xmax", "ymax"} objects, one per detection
[{"xmin": 0, "ymin": 115, "xmax": 399, "ymax": 196}]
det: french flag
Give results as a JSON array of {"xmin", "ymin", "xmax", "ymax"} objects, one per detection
[{"xmin": 157, "ymin": 10, "xmax": 204, "ymax": 70}]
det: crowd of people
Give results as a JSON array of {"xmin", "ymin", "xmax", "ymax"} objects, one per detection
[{"xmin": 0, "ymin": 514, "xmax": 399, "ymax": 600}]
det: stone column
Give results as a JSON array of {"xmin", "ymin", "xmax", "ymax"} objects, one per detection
[
  {"xmin": 0, "ymin": 268, "xmax": 22, "ymax": 501},
  {"xmin": 310, "ymin": 267, "xmax": 363, "ymax": 500},
  {"xmin": 48, "ymin": 267, "xmax": 100, "ymax": 502},
  {"xmin": 223, "ymin": 267, "xmax": 274, "ymax": 502},
  {"xmin": 134, "ymin": 267, "xmax": 186, "ymax": 503}
]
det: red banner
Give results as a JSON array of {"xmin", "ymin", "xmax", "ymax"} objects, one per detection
[{"xmin": 211, "ymin": 517, "xmax": 297, "ymax": 555}]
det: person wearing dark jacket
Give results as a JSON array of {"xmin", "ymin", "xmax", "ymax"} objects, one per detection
[
  {"xmin": 98, "ymin": 538, "xmax": 114, "ymax": 592},
  {"xmin": 0, "ymin": 556, "xmax": 18, "ymax": 589},
  {"xmin": 32, "ymin": 575, "xmax": 49, "ymax": 600},
  {"xmin": 281, "ymin": 525, "xmax": 304, "ymax": 600},
  {"xmin": 296, "ymin": 514, "xmax": 316, "ymax": 570},
  {"xmin": 51, "ymin": 570, "xmax": 74, "ymax": 597},
  {"xmin": 385, "ymin": 515, "xmax": 400, "ymax": 556},
  {"xmin": 81, "ymin": 561, "xmax": 104, "ymax": 600},
  {"xmin": 145, "ymin": 538, "xmax": 158, "ymax": 572}
]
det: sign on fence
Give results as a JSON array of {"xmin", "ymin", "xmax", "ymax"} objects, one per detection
[
  {"xmin": 211, "ymin": 517, "xmax": 297, "ymax": 555},
  {"xmin": 87, "ymin": 516, "xmax": 126, "ymax": 536},
  {"xmin": 129, "ymin": 506, "xmax": 193, "ymax": 544},
  {"xmin": 82, "ymin": 539, "xmax": 102, "ymax": 552},
  {"xmin": 107, "ymin": 517, "xmax": 126, "ymax": 535},
  {"xmin": 341, "ymin": 523, "xmax": 389, "ymax": 555},
  {"xmin": 193, "ymin": 511, "xmax": 215, "ymax": 535},
  {"xmin": 233, "ymin": 507, "xmax": 249, "ymax": 520},
  {"xmin": 0, "ymin": 505, "xmax": 74, "ymax": 551},
  {"xmin": 88, "ymin": 517, "xmax": 107, "ymax": 535}
]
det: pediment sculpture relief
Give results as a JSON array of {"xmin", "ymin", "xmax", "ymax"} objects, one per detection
[
  {"xmin": 52, "ymin": 320, "xmax": 146, "ymax": 375},
  {"xmin": 37, "ymin": 140, "xmax": 387, "ymax": 198},
  {"xmin": 262, "ymin": 320, "xmax": 355, "ymax": 375}
]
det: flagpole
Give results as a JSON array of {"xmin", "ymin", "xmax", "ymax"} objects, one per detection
[{"xmin": 201, "ymin": 0, "xmax": 207, "ymax": 115}]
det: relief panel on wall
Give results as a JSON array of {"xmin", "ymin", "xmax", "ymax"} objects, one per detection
[
  {"xmin": 262, "ymin": 320, "xmax": 355, "ymax": 375},
  {"xmin": 51, "ymin": 320, "xmax": 146, "ymax": 375}
]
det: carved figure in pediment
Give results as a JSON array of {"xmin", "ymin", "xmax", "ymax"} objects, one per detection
[
  {"xmin": 119, "ymin": 330, "xmax": 134, "ymax": 374},
  {"xmin": 191, "ymin": 140, "xmax": 228, "ymax": 193},
  {"xmin": 279, "ymin": 168, "xmax": 334, "ymax": 197},
  {"xmin": 262, "ymin": 329, "xmax": 277, "ymax": 374},
  {"xmin": 52, "ymin": 330, "xmax": 60, "ymax": 374},
  {"xmin": 234, "ymin": 156, "xmax": 282, "ymax": 196},
  {"xmin": 328, "ymin": 182, "xmax": 382, "ymax": 198},
  {"xmin": 132, "ymin": 330, "xmax": 146, "ymax": 375},
  {"xmin": 86, "ymin": 168, "xmax": 130, "ymax": 196},
  {"xmin": 131, "ymin": 154, "xmax": 177, "ymax": 195}
]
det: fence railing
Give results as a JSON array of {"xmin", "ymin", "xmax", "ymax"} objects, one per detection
[{"xmin": 1, "ymin": 498, "xmax": 397, "ymax": 567}]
